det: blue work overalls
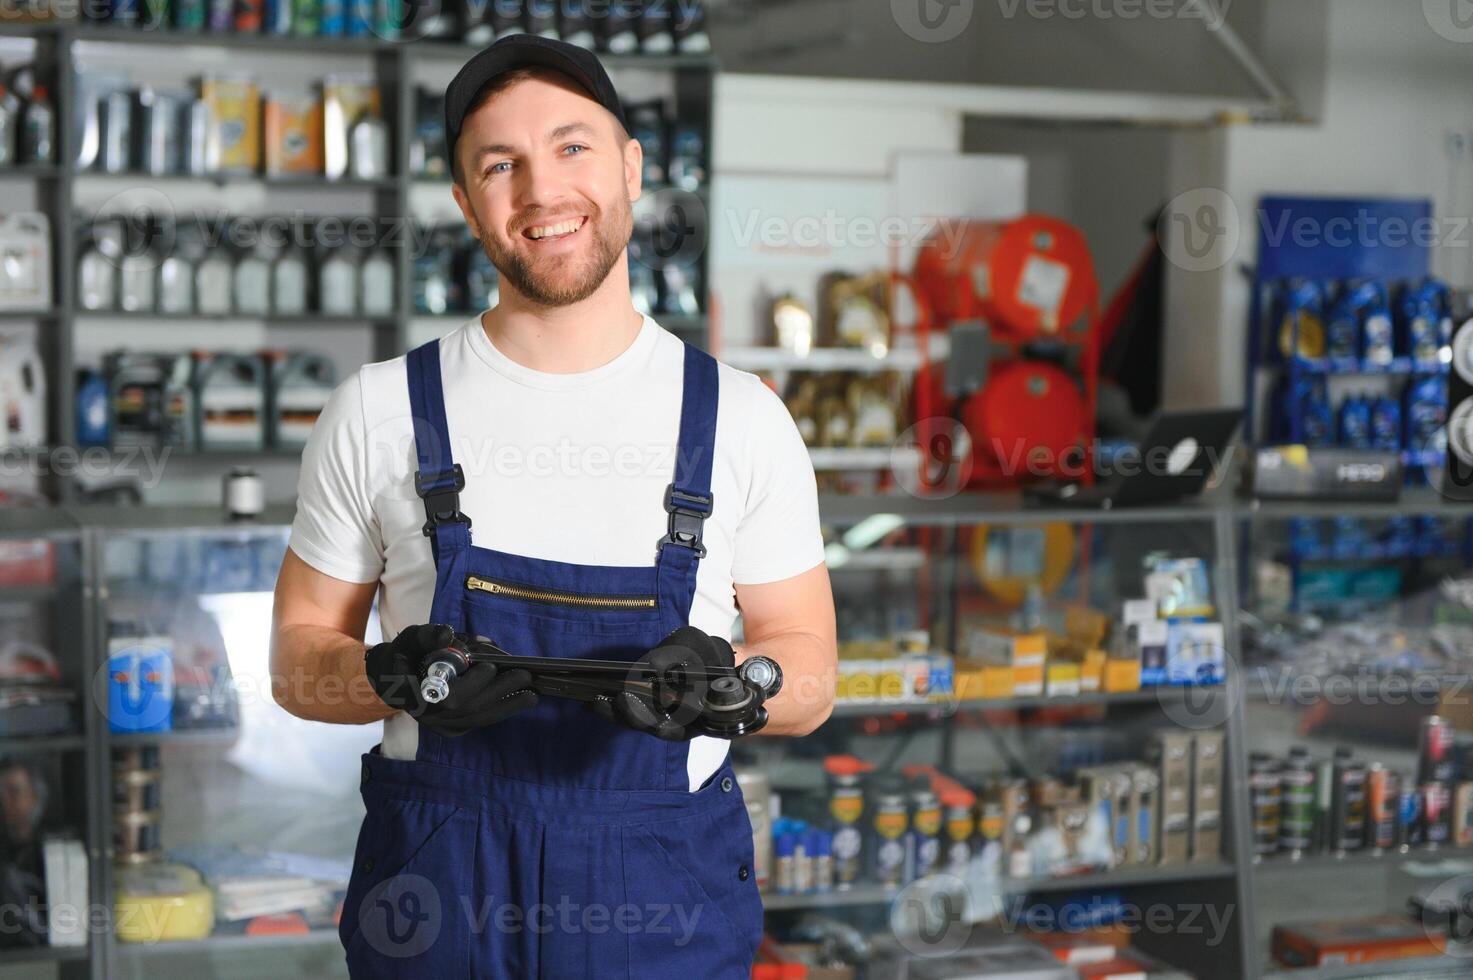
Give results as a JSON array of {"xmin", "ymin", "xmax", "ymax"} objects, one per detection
[{"xmin": 338, "ymin": 338, "xmax": 764, "ymax": 979}]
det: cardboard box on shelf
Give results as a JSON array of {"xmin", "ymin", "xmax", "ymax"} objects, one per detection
[
  {"xmin": 1046, "ymin": 638, "xmax": 1106, "ymax": 693},
  {"xmin": 1045, "ymin": 660, "xmax": 1081, "ymax": 698},
  {"xmin": 1165, "ymin": 620, "xmax": 1226, "ymax": 686},
  {"xmin": 1271, "ymin": 916, "xmax": 1444, "ymax": 968},
  {"xmin": 1103, "ymin": 658, "xmax": 1142, "ymax": 693},
  {"xmin": 1190, "ymin": 731, "xmax": 1225, "ymax": 862},
  {"xmin": 1149, "ymin": 732, "xmax": 1194, "ymax": 865},
  {"xmin": 970, "ymin": 630, "xmax": 1047, "ymax": 697},
  {"xmin": 1120, "ymin": 599, "xmax": 1167, "ymax": 686}
]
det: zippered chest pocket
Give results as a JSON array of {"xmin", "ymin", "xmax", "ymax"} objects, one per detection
[{"xmin": 465, "ymin": 575, "xmax": 657, "ymax": 612}]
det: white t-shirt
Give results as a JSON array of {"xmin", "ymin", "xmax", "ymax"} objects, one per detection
[{"xmin": 288, "ymin": 313, "xmax": 826, "ymax": 789}]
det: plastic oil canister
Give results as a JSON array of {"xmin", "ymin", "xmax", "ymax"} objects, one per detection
[
  {"xmin": 194, "ymin": 352, "xmax": 266, "ymax": 451},
  {"xmin": 268, "ymin": 351, "xmax": 336, "ymax": 449},
  {"xmin": 108, "ymin": 352, "xmax": 196, "ymax": 450}
]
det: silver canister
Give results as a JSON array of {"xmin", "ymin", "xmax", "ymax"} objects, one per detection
[
  {"xmin": 137, "ymin": 89, "xmax": 181, "ymax": 176},
  {"xmin": 181, "ymin": 99, "xmax": 212, "ymax": 176},
  {"xmin": 348, "ymin": 115, "xmax": 390, "ymax": 181},
  {"xmin": 100, "ymin": 90, "xmax": 134, "ymax": 174}
]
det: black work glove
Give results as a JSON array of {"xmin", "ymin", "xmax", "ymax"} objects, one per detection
[
  {"xmin": 364, "ymin": 624, "xmax": 538, "ymax": 738},
  {"xmin": 590, "ymin": 626, "xmax": 735, "ymax": 741}
]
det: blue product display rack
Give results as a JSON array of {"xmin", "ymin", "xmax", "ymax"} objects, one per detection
[
  {"xmin": 1244, "ymin": 196, "xmax": 1445, "ymax": 471},
  {"xmin": 1243, "ymin": 197, "xmax": 1468, "ymax": 605}
]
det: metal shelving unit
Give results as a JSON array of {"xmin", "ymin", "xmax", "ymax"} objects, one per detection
[
  {"xmin": 0, "ymin": 19, "xmax": 716, "ymax": 504},
  {"xmin": 3, "ymin": 492, "xmax": 1463, "ymax": 977},
  {"xmin": 778, "ymin": 497, "xmax": 1259, "ymax": 980},
  {"xmin": 761, "ymin": 862, "xmax": 1239, "ymax": 912}
]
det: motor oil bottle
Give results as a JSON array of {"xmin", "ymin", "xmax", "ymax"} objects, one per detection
[
  {"xmin": 194, "ymin": 352, "xmax": 266, "ymax": 451},
  {"xmin": 108, "ymin": 353, "xmax": 197, "ymax": 450},
  {"xmin": 268, "ymin": 351, "xmax": 336, "ymax": 449}
]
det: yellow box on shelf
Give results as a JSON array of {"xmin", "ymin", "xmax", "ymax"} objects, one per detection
[
  {"xmin": 1045, "ymin": 661, "xmax": 1082, "ymax": 698},
  {"xmin": 1104, "ymin": 658, "xmax": 1143, "ymax": 693},
  {"xmin": 115, "ymin": 862, "xmax": 215, "ymax": 943},
  {"xmin": 969, "ymin": 630, "xmax": 1047, "ymax": 698},
  {"xmin": 953, "ymin": 660, "xmax": 1014, "ymax": 701}
]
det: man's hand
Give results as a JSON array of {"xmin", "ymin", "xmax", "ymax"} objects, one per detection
[
  {"xmin": 365, "ymin": 624, "xmax": 538, "ymax": 738},
  {"xmin": 590, "ymin": 626, "xmax": 735, "ymax": 741}
]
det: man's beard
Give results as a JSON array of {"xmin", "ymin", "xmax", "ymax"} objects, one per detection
[{"xmin": 479, "ymin": 193, "xmax": 632, "ymax": 308}]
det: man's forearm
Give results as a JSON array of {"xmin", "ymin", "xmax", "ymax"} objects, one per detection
[
  {"xmin": 271, "ymin": 625, "xmax": 396, "ymax": 724},
  {"xmin": 735, "ymin": 631, "xmax": 836, "ymax": 737}
]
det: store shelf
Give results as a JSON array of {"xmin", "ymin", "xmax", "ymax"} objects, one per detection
[
  {"xmin": 817, "ymin": 490, "xmax": 1228, "ymax": 526},
  {"xmin": 826, "ymin": 546, "xmax": 927, "ymax": 572},
  {"xmin": 1243, "ymin": 667, "xmax": 1459, "ymax": 705},
  {"xmin": 74, "ymin": 170, "xmax": 398, "ymax": 190},
  {"xmin": 722, "ymin": 346, "xmax": 930, "ymax": 374},
  {"xmin": 1257, "ymin": 355, "xmax": 1449, "ymax": 376},
  {"xmin": 74, "ymin": 311, "xmax": 394, "ymax": 324},
  {"xmin": 0, "ymin": 583, "xmax": 61, "ymax": 603},
  {"xmin": 827, "ymin": 688, "xmax": 1171, "ymax": 719},
  {"xmin": 1263, "ymin": 954, "xmax": 1470, "ymax": 979},
  {"xmin": 15, "ymin": 21, "xmax": 718, "ymax": 70},
  {"xmin": 1240, "ymin": 491, "xmax": 1473, "ymax": 521},
  {"xmin": 0, "ymin": 943, "xmax": 90, "ymax": 965},
  {"xmin": 761, "ymin": 862, "xmax": 1238, "ymax": 911},
  {"xmin": 0, "ymin": 162, "xmax": 59, "ymax": 179},
  {"xmin": 810, "ymin": 447, "xmax": 919, "ymax": 471},
  {"xmin": 405, "ymin": 39, "xmax": 718, "ymax": 70},
  {"xmin": 1254, "ymin": 846, "xmax": 1473, "ymax": 874},
  {"xmin": 115, "ymin": 928, "xmax": 341, "ymax": 957},
  {"xmin": 68, "ymin": 23, "xmax": 393, "ymax": 53},
  {"xmin": 0, "ymin": 733, "xmax": 86, "ymax": 754},
  {"xmin": 109, "ymin": 728, "xmax": 239, "ymax": 747}
]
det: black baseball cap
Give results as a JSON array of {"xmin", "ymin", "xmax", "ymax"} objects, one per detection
[{"xmin": 444, "ymin": 35, "xmax": 628, "ymax": 169}]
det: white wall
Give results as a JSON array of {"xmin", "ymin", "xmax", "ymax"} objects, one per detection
[{"xmin": 1162, "ymin": 0, "xmax": 1473, "ymax": 408}]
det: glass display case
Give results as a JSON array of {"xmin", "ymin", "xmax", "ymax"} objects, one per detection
[
  {"xmin": 20, "ymin": 495, "xmax": 1471, "ymax": 980},
  {"xmin": 0, "ymin": 512, "xmax": 89, "ymax": 979},
  {"xmin": 734, "ymin": 495, "xmax": 1251, "ymax": 980},
  {"xmin": 1238, "ymin": 496, "xmax": 1473, "ymax": 979},
  {"xmin": 89, "ymin": 511, "xmax": 378, "ymax": 980}
]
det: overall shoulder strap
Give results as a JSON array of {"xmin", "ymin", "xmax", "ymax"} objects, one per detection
[
  {"xmin": 406, "ymin": 340, "xmax": 470, "ymax": 559},
  {"xmin": 660, "ymin": 341, "xmax": 718, "ymax": 559}
]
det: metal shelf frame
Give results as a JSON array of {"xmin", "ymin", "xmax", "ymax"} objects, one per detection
[{"xmin": 0, "ymin": 20, "xmax": 715, "ymax": 503}]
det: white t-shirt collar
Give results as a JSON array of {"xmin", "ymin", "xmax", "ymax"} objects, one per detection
[{"xmin": 464, "ymin": 311, "xmax": 660, "ymax": 391}]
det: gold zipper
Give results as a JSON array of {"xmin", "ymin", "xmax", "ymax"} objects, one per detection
[{"xmin": 465, "ymin": 575, "xmax": 656, "ymax": 610}]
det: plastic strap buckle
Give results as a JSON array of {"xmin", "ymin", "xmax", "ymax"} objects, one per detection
[
  {"xmin": 661, "ymin": 485, "xmax": 712, "ymax": 558},
  {"xmin": 415, "ymin": 465, "xmax": 470, "ymax": 537}
]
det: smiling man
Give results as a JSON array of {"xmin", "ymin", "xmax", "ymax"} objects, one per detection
[{"xmin": 269, "ymin": 34, "xmax": 837, "ymax": 980}]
